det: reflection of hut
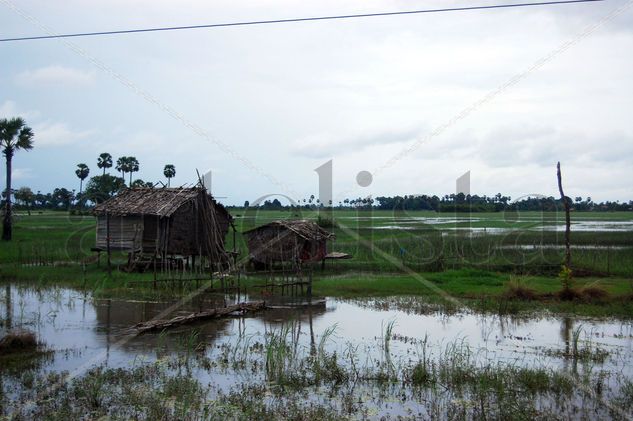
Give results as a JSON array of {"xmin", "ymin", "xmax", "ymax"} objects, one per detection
[
  {"xmin": 243, "ymin": 220, "xmax": 335, "ymax": 267},
  {"xmin": 93, "ymin": 187, "xmax": 232, "ymax": 267}
]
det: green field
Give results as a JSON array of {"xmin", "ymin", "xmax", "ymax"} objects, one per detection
[
  {"xmin": 2, "ymin": 210, "xmax": 633, "ymax": 419},
  {"xmin": 1, "ymin": 209, "xmax": 632, "ymax": 316}
]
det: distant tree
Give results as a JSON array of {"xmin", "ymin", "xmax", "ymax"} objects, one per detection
[
  {"xmin": 126, "ymin": 157, "xmax": 139, "ymax": 185},
  {"xmin": 52, "ymin": 188, "xmax": 74, "ymax": 209},
  {"xmin": 75, "ymin": 163, "xmax": 90, "ymax": 196},
  {"xmin": 0, "ymin": 117, "xmax": 34, "ymax": 241},
  {"xmin": 34, "ymin": 191, "xmax": 47, "ymax": 208},
  {"xmin": 131, "ymin": 179, "xmax": 154, "ymax": 188},
  {"xmin": 84, "ymin": 174, "xmax": 126, "ymax": 203},
  {"xmin": 244, "ymin": 200, "xmax": 250, "ymax": 208},
  {"xmin": 115, "ymin": 156, "xmax": 128, "ymax": 183},
  {"xmin": 97, "ymin": 152, "xmax": 113, "ymax": 175},
  {"xmin": 14, "ymin": 187, "xmax": 34, "ymax": 214},
  {"xmin": 163, "ymin": 164, "xmax": 176, "ymax": 187}
]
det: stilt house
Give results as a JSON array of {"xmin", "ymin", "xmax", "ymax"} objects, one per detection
[
  {"xmin": 93, "ymin": 187, "xmax": 232, "ymax": 265},
  {"xmin": 243, "ymin": 220, "xmax": 335, "ymax": 267}
]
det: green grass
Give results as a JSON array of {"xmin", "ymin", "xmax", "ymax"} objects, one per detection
[
  {"xmin": 2, "ymin": 210, "xmax": 633, "ymax": 316},
  {"xmin": 0, "ymin": 211, "xmax": 95, "ymax": 265},
  {"xmin": 310, "ymin": 269, "xmax": 632, "ymax": 297},
  {"xmin": 4, "ymin": 210, "xmax": 633, "ymax": 276}
]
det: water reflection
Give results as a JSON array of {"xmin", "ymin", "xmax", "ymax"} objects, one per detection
[
  {"xmin": 4, "ymin": 285, "xmax": 11, "ymax": 330},
  {"xmin": 1, "ymin": 284, "xmax": 632, "ymax": 379}
]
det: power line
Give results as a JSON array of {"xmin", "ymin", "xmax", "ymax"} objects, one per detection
[{"xmin": 0, "ymin": 0, "xmax": 605, "ymax": 43}]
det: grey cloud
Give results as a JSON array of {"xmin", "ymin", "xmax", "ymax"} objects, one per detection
[
  {"xmin": 476, "ymin": 125, "xmax": 633, "ymax": 168},
  {"xmin": 293, "ymin": 126, "xmax": 425, "ymax": 158}
]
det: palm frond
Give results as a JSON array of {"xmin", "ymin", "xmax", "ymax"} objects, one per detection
[{"xmin": 16, "ymin": 126, "xmax": 34, "ymax": 150}]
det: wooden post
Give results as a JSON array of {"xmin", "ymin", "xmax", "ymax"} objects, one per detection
[
  {"xmin": 556, "ymin": 162, "xmax": 571, "ymax": 268},
  {"xmin": 106, "ymin": 212, "xmax": 112, "ymax": 276},
  {"xmin": 307, "ymin": 266, "xmax": 313, "ymax": 299}
]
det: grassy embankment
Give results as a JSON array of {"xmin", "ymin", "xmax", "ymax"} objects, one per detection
[{"xmin": 1, "ymin": 210, "xmax": 632, "ymax": 316}]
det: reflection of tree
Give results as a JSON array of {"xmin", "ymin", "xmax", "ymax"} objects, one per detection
[
  {"xmin": 560, "ymin": 317, "xmax": 573, "ymax": 355},
  {"xmin": 560, "ymin": 317, "xmax": 578, "ymax": 373}
]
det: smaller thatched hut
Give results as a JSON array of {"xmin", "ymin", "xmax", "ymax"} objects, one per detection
[
  {"xmin": 243, "ymin": 220, "xmax": 335, "ymax": 267},
  {"xmin": 93, "ymin": 187, "xmax": 232, "ymax": 267}
]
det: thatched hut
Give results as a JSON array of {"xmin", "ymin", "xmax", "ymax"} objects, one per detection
[
  {"xmin": 93, "ymin": 187, "xmax": 232, "ymax": 266},
  {"xmin": 243, "ymin": 220, "xmax": 335, "ymax": 267}
]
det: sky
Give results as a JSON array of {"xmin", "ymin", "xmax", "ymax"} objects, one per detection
[{"xmin": 1, "ymin": 0, "xmax": 632, "ymax": 206}]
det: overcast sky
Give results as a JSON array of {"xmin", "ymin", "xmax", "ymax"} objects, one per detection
[{"xmin": 1, "ymin": 0, "xmax": 632, "ymax": 205}]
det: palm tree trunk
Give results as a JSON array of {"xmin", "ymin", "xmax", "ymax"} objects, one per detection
[
  {"xmin": 79, "ymin": 179, "xmax": 83, "ymax": 207},
  {"xmin": 2, "ymin": 151, "xmax": 13, "ymax": 241}
]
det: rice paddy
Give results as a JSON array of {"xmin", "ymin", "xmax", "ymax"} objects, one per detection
[{"xmin": 1, "ymin": 209, "xmax": 632, "ymax": 419}]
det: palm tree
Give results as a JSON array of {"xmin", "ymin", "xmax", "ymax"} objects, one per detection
[
  {"xmin": 127, "ymin": 157, "xmax": 139, "ymax": 185},
  {"xmin": 0, "ymin": 117, "xmax": 34, "ymax": 241},
  {"xmin": 115, "ymin": 156, "xmax": 128, "ymax": 183},
  {"xmin": 163, "ymin": 164, "xmax": 176, "ymax": 187},
  {"xmin": 75, "ymin": 163, "xmax": 90, "ymax": 196},
  {"xmin": 97, "ymin": 152, "xmax": 112, "ymax": 175}
]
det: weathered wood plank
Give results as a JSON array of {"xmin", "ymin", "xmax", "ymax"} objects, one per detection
[{"xmin": 127, "ymin": 301, "xmax": 266, "ymax": 334}]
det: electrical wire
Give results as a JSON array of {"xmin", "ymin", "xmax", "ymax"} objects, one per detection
[{"xmin": 0, "ymin": 0, "xmax": 605, "ymax": 42}]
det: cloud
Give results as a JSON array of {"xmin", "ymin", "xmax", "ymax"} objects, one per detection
[
  {"xmin": 0, "ymin": 100, "xmax": 18, "ymax": 116},
  {"xmin": 0, "ymin": 100, "xmax": 41, "ymax": 120},
  {"xmin": 471, "ymin": 125, "xmax": 633, "ymax": 168},
  {"xmin": 11, "ymin": 168, "xmax": 34, "ymax": 181},
  {"xmin": 15, "ymin": 65, "xmax": 95, "ymax": 87},
  {"xmin": 293, "ymin": 126, "xmax": 425, "ymax": 158},
  {"xmin": 33, "ymin": 121, "xmax": 95, "ymax": 147}
]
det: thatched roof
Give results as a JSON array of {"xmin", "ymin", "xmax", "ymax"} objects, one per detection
[
  {"xmin": 93, "ymin": 187, "xmax": 228, "ymax": 218},
  {"xmin": 243, "ymin": 220, "xmax": 335, "ymax": 241}
]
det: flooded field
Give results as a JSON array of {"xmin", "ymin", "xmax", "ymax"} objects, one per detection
[
  {"xmin": 2, "ymin": 284, "xmax": 633, "ymax": 419},
  {"xmin": 1, "ymin": 211, "xmax": 633, "ymax": 418},
  {"xmin": 367, "ymin": 216, "xmax": 633, "ymax": 233}
]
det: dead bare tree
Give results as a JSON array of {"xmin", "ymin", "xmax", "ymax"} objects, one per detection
[{"xmin": 556, "ymin": 162, "xmax": 571, "ymax": 269}]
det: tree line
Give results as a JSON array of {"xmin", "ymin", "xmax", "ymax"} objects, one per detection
[
  {"xmin": 3, "ymin": 116, "xmax": 631, "ymax": 243},
  {"xmin": 1, "ymin": 115, "xmax": 181, "ymax": 242},
  {"xmin": 70, "ymin": 153, "xmax": 178, "ymax": 204},
  {"xmin": 238, "ymin": 194, "xmax": 632, "ymax": 212},
  {"xmin": 3, "ymin": 154, "xmax": 178, "ymax": 212}
]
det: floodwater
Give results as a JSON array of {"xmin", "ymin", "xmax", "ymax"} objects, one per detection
[
  {"xmin": 370, "ymin": 219, "xmax": 633, "ymax": 234},
  {"xmin": 2, "ymin": 284, "xmax": 633, "ymax": 418},
  {"xmin": 496, "ymin": 244, "xmax": 632, "ymax": 250},
  {"xmin": 1, "ymin": 284, "xmax": 632, "ymax": 376}
]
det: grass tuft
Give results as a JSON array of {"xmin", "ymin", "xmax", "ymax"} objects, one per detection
[
  {"xmin": 0, "ymin": 329, "xmax": 38, "ymax": 355},
  {"xmin": 503, "ymin": 278, "xmax": 538, "ymax": 301},
  {"xmin": 579, "ymin": 282, "xmax": 610, "ymax": 302}
]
